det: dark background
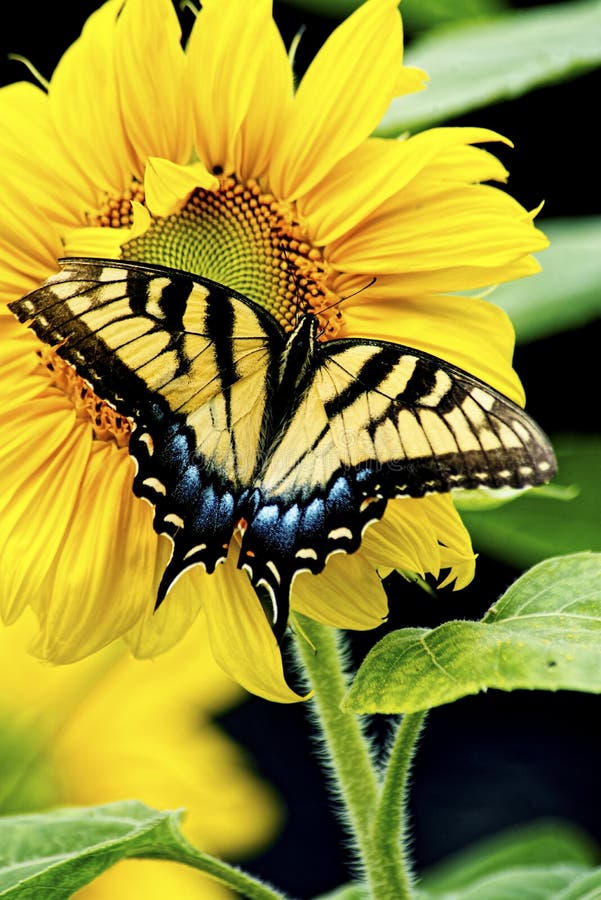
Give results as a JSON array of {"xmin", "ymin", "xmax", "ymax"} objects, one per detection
[{"xmin": 1, "ymin": 2, "xmax": 600, "ymax": 897}]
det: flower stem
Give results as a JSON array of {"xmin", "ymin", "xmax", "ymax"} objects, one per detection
[
  {"xmin": 293, "ymin": 615, "xmax": 421, "ymax": 899},
  {"xmin": 372, "ymin": 711, "xmax": 428, "ymax": 897},
  {"xmin": 293, "ymin": 615, "xmax": 379, "ymax": 839}
]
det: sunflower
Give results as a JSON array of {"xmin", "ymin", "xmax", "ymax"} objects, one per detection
[
  {"xmin": 0, "ymin": 612, "xmax": 279, "ymax": 899},
  {"xmin": 0, "ymin": 0, "xmax": 547, "ymax": 702}
]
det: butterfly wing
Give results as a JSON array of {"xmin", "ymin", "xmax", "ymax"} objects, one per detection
[
  {"xmin": 10, "ymin": 258, "xmax": 285, "ymax": 600},
  {"xmin": 239, "ymin": 335, "xmax": 556, "ymax": 621}
]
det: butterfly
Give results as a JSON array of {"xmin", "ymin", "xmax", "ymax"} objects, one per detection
[{"xmin": 10, "ymin": 258, "xmax": 556, "ymax": 638}]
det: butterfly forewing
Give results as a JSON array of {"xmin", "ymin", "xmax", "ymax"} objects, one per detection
[{"xmin": 10, "ymin": 259, "xmax": 284, "ymax": 598}]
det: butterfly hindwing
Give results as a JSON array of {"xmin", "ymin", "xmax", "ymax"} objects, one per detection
[
  {"xmin": 239, "ymin": 330, "xmax": 556, "ymax": 611},
  {"xmin": 10, "ymin": 258, "xmax": 285, "ymax": 595}
]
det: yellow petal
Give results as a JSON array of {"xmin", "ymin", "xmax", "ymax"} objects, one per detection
[
  {"xmin": 0, "ymin": 182, "xmax": 62, "ymax": 279},
  {"xmin": 49, "ymin": 0, "xmax": 139, "ymax": 194},
  {"xmin": 114, "ymin": 0, "xmax": 193, "ymax": 168},
  {"xmin": 419, "ymin": 494, "xmax": 476, "ymax": 589},
  {"xmin": 393, "ymin": 65, "xmax": 429, "ymax": 96},
  {"xmin": 299, "ymin": 128, "xmax": 509, "ymax": 245},
  {"xmin": 0, "ymin": 82, "xmax": 95, "ymax": 224},
  {"xmin": 0, "ymin": 411, "xmax": 90, "ymax": 624},
  {"xmin": 201, "ymin": 552, "xmax": 306, "ymax": 703},
  {"xmin": 269, "ymin": 0, "xmax": 404, "ymax": 201},
  {"xmin": 123, "ymin": 537, "xmax": 204, "ymax": 659},
  {"xmin": 144, "ymin": 158, "xmax": 218, "ymax": 217},
  {"xmin": 187, "ymin": 0, "xmax": 272, "ymax": 175},
  {"xmin": 362, "ymin": 499, "xmax": 440, "ymax": 577},
  {"xmin": 32, "ymin": 444, "xmax": 154, "ymax": 662},
  {"xmin": 292, "ymin": 550, "xmax": 388, "ymax": 630},
  {"xmin": 233, "ymin": 18, "xmax": 293, "ymax": 181},
  {"xmin": 342, "ymin": 290, "xmax": 524, "ymax": 404},
  {"xmin": 363, "ymin": 494, "xmax": 475, "ymax": 588},
  {"xmin": 328, "ymin": 183, "xmax": 548, "ymax": 276}
]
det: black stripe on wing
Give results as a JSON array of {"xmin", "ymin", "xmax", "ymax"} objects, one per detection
[{"xmin": 322, "ymin": 338, "xmax": 557, "ymax": 495}]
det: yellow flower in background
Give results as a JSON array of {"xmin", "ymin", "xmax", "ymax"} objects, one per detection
[
  {"xmin": 0, "ymin": 613, "xmax": 280, "ymax": 899},
  {"xmin": 0, "ymin": 0, "xmax": 547, "ymax": 701}
]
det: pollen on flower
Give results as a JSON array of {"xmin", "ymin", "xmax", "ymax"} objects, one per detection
[
  {"xmin": 87, "ymin": 179, "xmax": 145, "ymax": 229},
  {"xmin": 38, "ymin": 345, "xmax": 131, "ymax": 448}
]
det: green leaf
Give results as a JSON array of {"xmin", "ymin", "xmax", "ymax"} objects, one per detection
[
  {"xmin": 461, "ymin": 435, "xmax": 601, "ymax": 569},
  {"xmin": 0, "ymin": 801, "xmax": 283, "ymax": 900},
  {"xmin": 278, "ymin": 0, "xmax": 505, "ymax": 27},
  {"xmin": 420, "ymin": 820, "xmax": 598, "ymax": 894},
  {"xmin": 0, "ymin": 802, "xmax": 184, "ymax": 899},
  {"xmin": 420, "ymin": 865, "xmax": 589, "ymax": 899},
  {"xmin": 376, "ymin": 0, "xmax": 601, "ymax": 135},
  {"xmin": 492, "ymin": 218, "xmax": 601, "ymax": 344},
  {"xmin": 401, "ymin": 0, "xmax": 507, "ymax": 33},
  {"xmin": 553, "ymin": 867, "xmax": 601, "ymax": 898},
  {"xmin": 344, "ymin": 553, "xmax": 601, "ymax": 714},
  {"xmin": 315, "ymin": 886, "xmax": 369, "ymax": 899}
]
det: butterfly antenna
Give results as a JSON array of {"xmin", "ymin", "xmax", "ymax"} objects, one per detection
[{"xmin": 315, "ymin": 277, "xmax": 377, "ymax": 338}]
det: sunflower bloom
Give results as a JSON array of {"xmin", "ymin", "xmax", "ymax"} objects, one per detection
[
  {"xmin": 0, "ymin": 0, "xmax": 548, "ymax": 701},
  {"xmin": 0, "ymin": 613, "xmax": 280, "ymax": 899}
]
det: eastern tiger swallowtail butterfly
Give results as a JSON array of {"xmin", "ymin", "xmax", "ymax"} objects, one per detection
[{"xmin": 10, "ymin": 258, "xmax": 556, "ymax": 638}]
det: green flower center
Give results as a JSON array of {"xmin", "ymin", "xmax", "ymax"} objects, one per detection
[{"xmin": 121, "ymin": 176, "xmax": 342, "ymax": 336}]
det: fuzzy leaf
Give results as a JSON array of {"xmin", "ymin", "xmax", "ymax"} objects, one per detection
[
  {"xmin": 0, "ymin": 802, "xmax": 184, "ymax": 898},
  {"xmin": 344, "ymin": 553, "xmax": 601, "ymax": 714},
  {"xmin": 376, "ymin": 0, "xmax": 601, "ymax": 134},
  {"xmin": 0, "ymin": 801, "xmax": 281, "ymax": 900}
]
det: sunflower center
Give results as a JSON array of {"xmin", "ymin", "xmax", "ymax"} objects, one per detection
[{"xmin": 122, "ymin": 176, "xmax": 342, "ymax": 336}]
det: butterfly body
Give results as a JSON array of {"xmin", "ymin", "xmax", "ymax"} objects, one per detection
[{"xmin": 10, "ymin": 259, "xmax": 557, "ymax": 638}]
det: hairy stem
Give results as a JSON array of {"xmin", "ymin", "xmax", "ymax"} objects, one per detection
[
  {"xmin": 372, "ymin": 712, "xmax": 428, "ymax": 897},
  {"xmin": 293, "ymin": 615, "xmax": 421, "ymax": 898}
]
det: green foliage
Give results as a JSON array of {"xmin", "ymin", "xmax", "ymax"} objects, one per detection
[
  {"xmin": 401, "ymin": 0, "xmax": 506, "ymax": 32},
  {"xmin": 316, "ymin": 886, "xmax": 370, "ymax": 899},
  {"xmin": 420, "ymin": 820, "xmax": 598, "ymax": 893},
  {"xmin": 0, "ymin": 801, "xmax": 283, "ymax": 900},
  {"xmin": 376, "ymin": 0, "xmax": 601, "ymax": 134},
  {"xmin": 278, "ymin": 0, "xmax": 505, "ymax": 27},
  {"xmin": 493, "ymin": 218, "xmax": 601, "ymax": 344},
  {"xmin": 462, "ymin": 435, "xmax": 601, "ymax": 568},
  {"xmin": 421, "ymin": 865, "xmax": 592, "ymax": 898},
  {"xmin": 344, "ymin": 553, "xmax": 601, "ymax": 713},
  {"xmin": 0, "ymin": 802, "xmax": 187, "ymax": 899}
]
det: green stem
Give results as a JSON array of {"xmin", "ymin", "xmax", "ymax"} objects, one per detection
[
  {"xmin": 293, "ymin": 615, "xmax": 419, "ymax": 899},
  {"xmin": 372, "ymin": 712, "xmax": 428, "ymax": 897},
  {"xmin": 293, "ymin": 615, "xmax": 379, "ymax": 839},
  {"xmin": 149, "ymin": 840, "xmax": 289, "ymax": 900}
]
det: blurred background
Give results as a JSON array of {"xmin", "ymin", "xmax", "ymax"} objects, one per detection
[{"xmin": 1, "ymin": 1, "xmax": 600, "ymax": 897}]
